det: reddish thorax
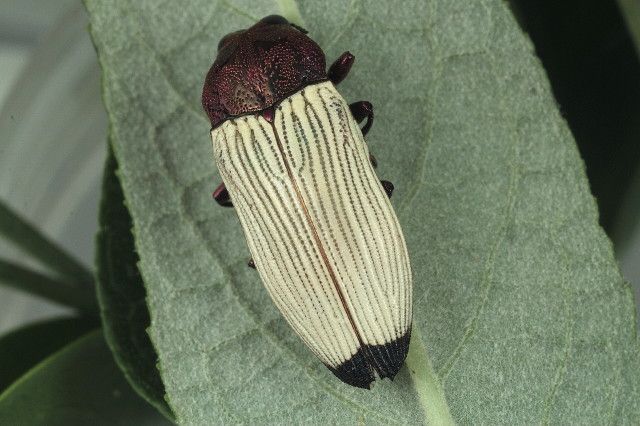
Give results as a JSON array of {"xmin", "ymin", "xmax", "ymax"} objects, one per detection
[{"xmin": 202, "ymin": 17, "xmax": 327, "ymax": 128}]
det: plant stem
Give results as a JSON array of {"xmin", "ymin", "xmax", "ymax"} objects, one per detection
[
  {"xmin": 277, "ymin": 0, "xmax": 306, "ymax": 28},
  {"xmin": 0, "ymin": 259, "xmax": 98, "ymax": 315},
  {"xmin": 0, "ymin": 201, "xmax": 94, "ymax": 285},
  {"xmin": 406, "ymin": 330, "xmax": 455, "ymax": 426}
]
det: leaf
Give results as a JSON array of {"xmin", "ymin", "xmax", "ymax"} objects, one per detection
[
  {"xmin": 0, "ymin": 329, "xmax": 171, "ymax": 425},
  {"xmin": 0, "ymin": 316, "xmax": 97, "ymax": 392},
  {"xmin": 0, "ymin": 200, "xmax": 94, "ymax": 287},
  {"xmin": 618, "ymin": 0, "xmax": 640, "ymax": 58},
  {"xmin": 95, "ymin": 143, "xmax": 173, "ymax": 420},
  {"xmin": 0, "ymin": 200, "xmax": 98, "ymax": 314},
  {"xmin": 0, "ymin": 258, "xmax": 98, "ymax": 314},
  {"xmin": 85, "ymin": 0, "xmax": 640, "ymax": 424}
]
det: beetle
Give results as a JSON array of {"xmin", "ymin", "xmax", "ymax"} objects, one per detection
[{"xmin": 202, "ymin": 15, "xmax": 412, "ymax": 389}]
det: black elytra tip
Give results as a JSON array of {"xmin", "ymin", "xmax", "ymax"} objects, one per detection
[{"xmin": 326, "ymin": 328, "xmax": 411, "ymax": 389}]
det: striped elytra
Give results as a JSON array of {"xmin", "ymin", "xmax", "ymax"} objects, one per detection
[{"xmin": 202, "ymin": 16, "xmax": 413, "ymax": 389}]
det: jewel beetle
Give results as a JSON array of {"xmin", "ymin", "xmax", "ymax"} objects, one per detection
[{"xmin": 202, "ymin": 15, "xmax": 412, "ymax": 389}]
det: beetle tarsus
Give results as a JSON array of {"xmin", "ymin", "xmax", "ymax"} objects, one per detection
[
  {"xmin": 350, "ymin": 101, "xmax": 374, "ymax": 136},
  {"xmin": 213, "ymin": 183, "xmax": 233, "ymax": 207},
  {"xmin": 381, "ymin": 180, "xmax": 394, "ymax": 198},
  {"xmin": 328, "ymin": 51, "xmax": 355, "ymax": 85},
  {"xmin": 248, "ymin": 258, "xmax": 256, "ymax": 269},
  {"xmin": 369, "ymin": 154, "xmax": 377, "ymax": 168}
]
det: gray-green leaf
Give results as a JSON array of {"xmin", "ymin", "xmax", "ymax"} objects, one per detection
[
  {"xmin": 85, "ymin": 0, "xmax": 640, "ymax": 424},
  {"xmin": 96, "ymin": 144, "xmax": 174, "ymax": 420}
]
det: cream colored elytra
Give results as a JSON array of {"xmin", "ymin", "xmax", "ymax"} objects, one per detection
[{"xmin": 211, "ymin": 81, "xmax": 412, "ymax": 369}]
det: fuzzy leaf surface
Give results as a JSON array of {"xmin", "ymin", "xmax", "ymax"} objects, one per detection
[{"xmin": 85, "ymin": 0, "xmax": 640, "ymax": 423}]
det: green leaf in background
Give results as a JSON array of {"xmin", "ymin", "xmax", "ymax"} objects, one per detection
[
  {"xmin": 95, "ymin": 143, "xmax": 173, "ymax": 420},
  {"xmin": 611, "ymin": 0, "xmax": 640, "ymax": 329},
  {"xmin": 0, "ymin": 259, "xmax": 98, "ymax": 314},
  {"xmin": 0, "ymin": 316, "xmax": 97, "ymax": 392},
  {"xmin": 0, "ymin": 201, "xmax": 94, "ymax": 287},
  {"xmin": 0, "ymin": 200, "xmax": 98, "ymax": 314},
  {"xmin": 618, "ymin": 0, "xmax": 640, "ymax": 58},
  {"xmin": 0, "ymin": 329, "xmax": 171, "ymax": 425},
  {"xmin": 85, "ymin": 0, "xmax": 640, "ymax": 424}
]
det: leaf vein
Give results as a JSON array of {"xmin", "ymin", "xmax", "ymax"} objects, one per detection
[
  {"xmin": 540, "ymin": 264, "xmax": 575, "ymax": 425},
  {"xmin": 436, "ymin": 122, "xmax": 522, "ymax": 381}
]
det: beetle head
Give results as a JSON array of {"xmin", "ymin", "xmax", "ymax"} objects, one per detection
[{"xmin": 202, "ymin": 15, "xmax": 327, "ymax": 128}]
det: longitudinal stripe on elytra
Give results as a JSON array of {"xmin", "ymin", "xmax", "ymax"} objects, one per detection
[
  {"xmin": 284, "ymin": 98, "xmax": 376, "ymax": 344},
  {"xmin": 319, "ymin": 88, "xmax": 402, "ymax": 371},
  {"xmin": 331, "ymin": 99, "xmax": 399, "ymax": 341},
  {"xmin": 249, "ymin": 117, "xmax": 358, "ymax": 365},
  {"xmin": 270, "ymin": 116, "xmax": 367, "ymax": 351},
  {"xmin": 328, "ymin": 91, "xmax": 396, "ymax": 296},
  {"xmin": 287, "ymin": 103, "xmax": 366, "ymax": 339},
  {"xmin": 282, "ymin": 104, "xmax": 367, "ymax": 364},
  {"xmin": 250, "ymin": 119, "xmax": 360, "ymax": 364},
  {"xmin": 326, "ymin": 94, "xmax": 406, "ymax": 363},
  {"xmin": 230, "ymin": 131, "xmax": 318, "ymax": 340},
  {"xmin": 237, "ymin": 125, "xmax": 333, "ymax": 349},
  {"xmin": 293, "ymin": 94, "xmax": 397, "ymax": 348},
  {"xmin": 220, "ymin": 125, "xmax": 336, "ymax": 363},
  {"xmin": 333, "ymin": 91, "xmax": 410, "ymax": 334},
  {"xmin": 227, "ymin": 121, "xmax": 354, "ymax": 366},
  {"xmin": 282, "ymin": 101, "xmax": 388, "ymax": 362},
  {"xmin": 312, "ymin": 89, "xmax": 400, "ymax": 339},
  {"xmin": 329, "ymin": 99, "xmax": 401, "ymax": 359}
]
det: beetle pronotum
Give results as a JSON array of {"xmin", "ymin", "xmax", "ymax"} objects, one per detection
[{"xmin": 202, "ymin": 15, "xmax": 412, "ymax": 389}]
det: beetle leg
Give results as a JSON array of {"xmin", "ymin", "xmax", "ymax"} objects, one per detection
[
  {"xmin": 248, "ymin": 258, "xmax": 256, "ymax": 269},
  {"xmin": 328, "ymin": 51, "xmax": 354, "ymax": 85},
  {"xmin": 381, "ymin": 180, "xmax": 394, "ymax": 198},
  {"xmin": 369, "ymin": 153, "xmax": 378, "ymax": 169},
  {"xmin": 350, "ymin": 101, "xmax": 374, "ymax": 136},
  {"xmin": 212, "ymin": 182, "xmax": 233, "ymax": 207}
]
